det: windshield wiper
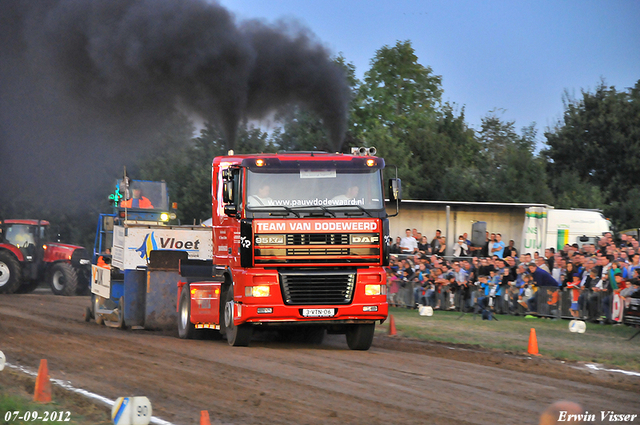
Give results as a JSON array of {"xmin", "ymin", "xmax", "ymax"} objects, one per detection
[
  {"xmin": 324, "ymin": 205, "xmax": 373, "ymax": 217},
  {"xmin": 286, "ymin": 205, "xmax": 336, "ymax": 217},
  {"xmin": 249, "ymin": 205, "xmax": 300, "ymax": 218}
]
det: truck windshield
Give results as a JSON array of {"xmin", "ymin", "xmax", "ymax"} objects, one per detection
[{"xmin": 246, "ymin": 169, "xmax": 384, "ymax": 211}]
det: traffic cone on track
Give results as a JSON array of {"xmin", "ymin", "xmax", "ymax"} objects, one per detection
[
  {"xmin": 527, "ymin": 328, "xmax": 541, "ymax": 356},
  {"xmin": 388, "ymin": 314, "xmax": 397, "ymax": 336},
  {"xmin": 200, "ymin": 410, "xmax": 212, "ymax": 425},
  {"xmin": 34, "ymin": 359, "xmax": 52, "ymax": 403}
]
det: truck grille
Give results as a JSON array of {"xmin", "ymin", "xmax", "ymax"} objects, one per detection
[
  {"xmin": 287, "ymin": 233, "xmax": 349, "ymax": 245},
  {"xmin": 280, "ymin": 270, "xmax": 356, "ymax": 305}
]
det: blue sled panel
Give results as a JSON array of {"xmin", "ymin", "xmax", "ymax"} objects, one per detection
[
  {"xmin": 123, "ymin": 270, "xmax": 146, "ymax": 327},
  {"xmin": 145, "ymin": 270, "xmax": 179, "ymax": 330}
]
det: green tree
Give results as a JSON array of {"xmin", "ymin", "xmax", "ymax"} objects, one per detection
[
  {"xmin": 352, "ymin": 40, "xmax": 478, "ymax": 199},
  {"xmin": 471, "ymin": 113, "xmax": 552, "ymax": 203},
  {"xmin": 356, "ymin": 40, "xmax": 442, "ymax": 128},
  {"xmin": 544, "ymin": 80, "xmax": 640, "ymax": 228}
]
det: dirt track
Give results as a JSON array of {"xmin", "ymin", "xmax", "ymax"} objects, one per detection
[{"xmin": 1, "ymin": 291, "xmax": 639, "ymax": 425}]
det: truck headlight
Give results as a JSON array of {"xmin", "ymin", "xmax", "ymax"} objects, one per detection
[
  {"xmin": 245, "ymin": 285, "xmax": 270, "ymax": 297},
  {"xmin": 365, "ymin": 284, "xmax": 386, "ymax": 296},
  {"xmin": 160, "ymin": 213, "xmax": 170, "ymax": 222}
]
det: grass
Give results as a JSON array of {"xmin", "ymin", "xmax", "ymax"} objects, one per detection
[
  {"xmin": 377, "ymin": 307, "xmax": 640, "ymax": 371},
  {"xmin": 0, "ymin": 369, "xmax": 112, "ymax": 425}
]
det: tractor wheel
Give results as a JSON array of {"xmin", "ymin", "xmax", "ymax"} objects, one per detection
[
  {"xmin": 178, "ymin": 285, "xmax": 197, "ymax": 339},
  {"xmin": 0, "ymin": 251, "xmax": 22, "ymax": 294},
  {"xmin": 345, "ymin": 323, "xmax": 375, "ymax": 351},
  {"xmin": 222, "ymin": 285, "xmax": 252, "ymax": 346},
  {"xmin": 15, "ymin": 279, "xmax": 40, "ymax": 294},
  {"xmin": 49, "ymin": 263, "xmax": 78, "ymax": 296}
]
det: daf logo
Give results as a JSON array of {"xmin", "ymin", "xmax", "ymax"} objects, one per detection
[{"xmin": 350, "ymin": 235, "xmax": 379, "ymax": 244}]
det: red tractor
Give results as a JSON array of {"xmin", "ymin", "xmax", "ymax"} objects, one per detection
[{"xmin": 0, "ymin": 219, "xmax": 91, "ymax": 295}]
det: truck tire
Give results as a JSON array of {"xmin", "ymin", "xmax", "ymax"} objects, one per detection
[
  {"xmin": 0, "ymin": 251, "xmax": 22, "ymax": 294},
  {"xmin": 49, "ymin": 262, "xmax": 78, "ymax": 296},
  {"xmin": 345, "ymin": 323, "xmax": 375, "ymax": 350},
  {"xmin": 223, "ymin": 285, "xmax": 252, "ymax": 346},
  {"xmin": 178, "ymin": 285, "xmax": 197, "ymax": 339}
]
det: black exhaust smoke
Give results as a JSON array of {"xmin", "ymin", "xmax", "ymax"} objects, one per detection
[
  {"xmin": 7, "ymin": 0, "xmax": 349, "ymax": 147},
  {"xmin": 0, "ymin": 0, "xmax": 349, "ymax": 208}
]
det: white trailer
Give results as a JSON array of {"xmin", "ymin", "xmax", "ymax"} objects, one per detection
[{"xmin": 522, "ymin": 208, "xmax": 611, "ymax": 253}]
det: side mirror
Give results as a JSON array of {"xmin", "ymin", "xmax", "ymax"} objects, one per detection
[
  {"xmin": 224, "ymin": 205, "xmax": 238, "ymax": 217},
  {"xmin": 388, "ymin": 178, "xmax": 402, "ymax": 202},
  {"xmin": 223, "ymin": 181, "xmax": 233, "ymax": 204}
]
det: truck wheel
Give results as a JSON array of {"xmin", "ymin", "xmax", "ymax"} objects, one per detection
[
  {"xmin": 223, "ymin": 285, "xmax": 252, "ymax": 346},
  {"xmin": 178, "ymin": 285, "xmax": 197, "ymax": 339},
  {"xmin": 49, "ymin": 263, "xmax": 78, "ymax": 296},
  {"xmin": 345, "ymin": 323, "xmax": 375, "ymax": 350},
  {"xmin": 92, "ymin": 294, "xmax": 104, "ymax": 326},
  {"xmin": 0, "ymin": 251, "xmax": 22, "ymax": 294}
]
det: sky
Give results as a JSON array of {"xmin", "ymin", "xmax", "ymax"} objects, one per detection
[{"xmin": 219, "ymin": 0, "xmax": 640, "ymax": 140}]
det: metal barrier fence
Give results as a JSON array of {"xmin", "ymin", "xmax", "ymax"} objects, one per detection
[{"xmin": 388, "ymin": 283, "xmax": 640, "ymax": 325}]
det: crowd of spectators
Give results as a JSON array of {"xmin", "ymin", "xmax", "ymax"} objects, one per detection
[{"xmin": 386, "ymin": 228, "xmax": 640, "ymax": 324}]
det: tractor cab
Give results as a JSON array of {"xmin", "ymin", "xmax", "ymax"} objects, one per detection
[{"xmin": 1, "ymin": 219, "xmax": 48, "ymax": 264}]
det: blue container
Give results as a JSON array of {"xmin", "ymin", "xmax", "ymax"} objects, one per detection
[{"xmin": 111, "ymin": 280, "xmax": 125, "ymax": 300}]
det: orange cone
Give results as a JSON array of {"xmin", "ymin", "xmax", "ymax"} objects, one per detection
[
  {"xmin": 388, "ymin": 314, "xmax": 397, "ymax": 336},
  {"xmin": 34, "ymin": 359, "xmax": 52, "ymax": 403},
  {"xmin": 200, "ymin": 410, "xmax": 212, "ymax": 425},
  {"xmin": 527, "ymin": 328, "xmax": 541, "ymax": 356}
]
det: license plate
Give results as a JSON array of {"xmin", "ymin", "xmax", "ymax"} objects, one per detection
[{"xmin": 302, "ymin": 308, "xmax": 335, "ymax": 317}]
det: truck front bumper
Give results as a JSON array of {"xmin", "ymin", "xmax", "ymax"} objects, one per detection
[{"xmin": 236, "ymin": 301, "xmax": 388, "ymax": 326}]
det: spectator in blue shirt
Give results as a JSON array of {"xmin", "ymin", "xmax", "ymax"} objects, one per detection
[
  {"xmin": 527, "ymin": 261, "xmax": 560, "ymax": 287},
  {"xmin": 491, "ymin": 233, "xmax": 506, "ymax": 258}
]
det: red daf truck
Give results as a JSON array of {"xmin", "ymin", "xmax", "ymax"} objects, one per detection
[{"xmin": 176, "ymin": 148, "xmax": 400, "ymax": 350}]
